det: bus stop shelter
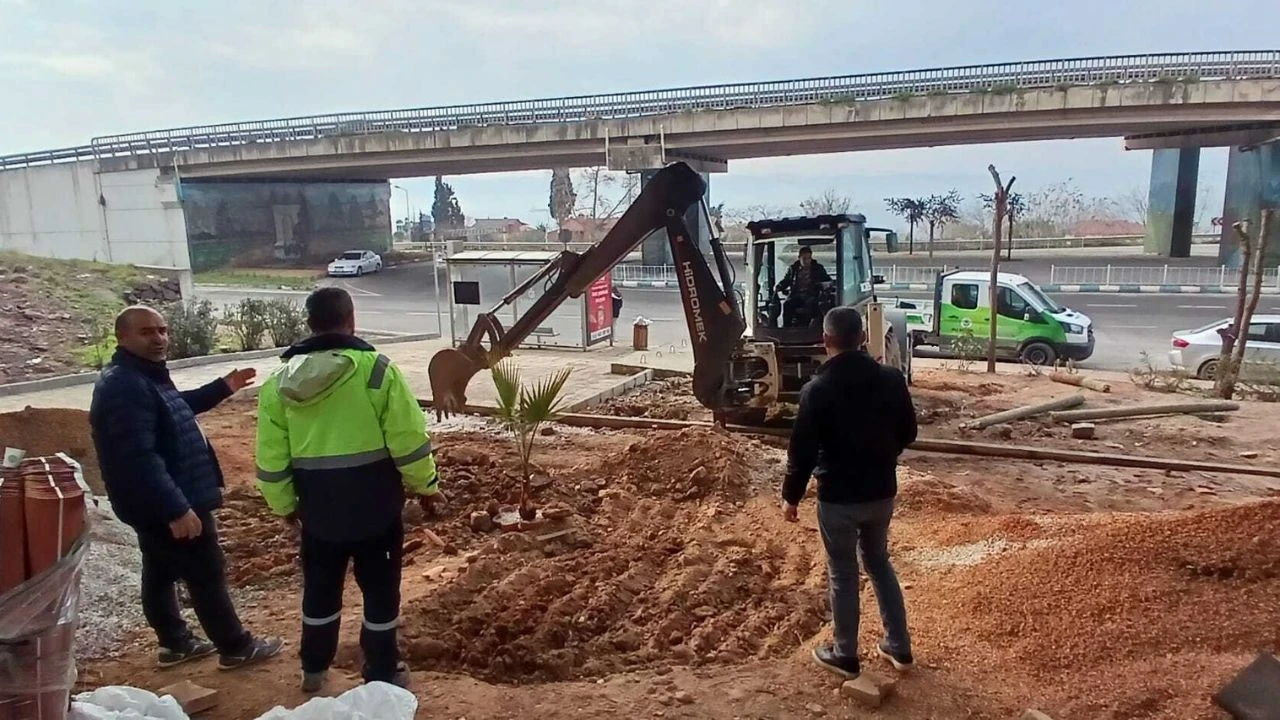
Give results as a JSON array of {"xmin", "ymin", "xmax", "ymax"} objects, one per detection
[{"xmin": 445, "ymin": 250, "xmax": 614, "ymax": 351}]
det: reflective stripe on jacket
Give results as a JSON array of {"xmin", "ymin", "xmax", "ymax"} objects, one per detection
[{"xmin": 255, "ymin": 333, "xmax": 437, "ymax": 542}]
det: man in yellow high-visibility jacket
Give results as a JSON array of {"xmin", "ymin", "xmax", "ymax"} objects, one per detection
[{"xmin": 255, "ymin": 287, "xmax": 443, "ymax": 694}]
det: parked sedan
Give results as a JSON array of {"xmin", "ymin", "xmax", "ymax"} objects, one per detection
[
  {"xmin": 327, "ymin": 250, "xmax": 382, "ymax": 277},
  {"xmin": 1169, "ymin": 314, "xmax": 1280, "ymax": 379}
]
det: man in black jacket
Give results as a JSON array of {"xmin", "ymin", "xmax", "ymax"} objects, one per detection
[
  {"xmin": 776, "ymin": 246, "xmax": 832, "ymax": 328},
  {"xmin": 90, "ymin": 305, "xmax": 283, "ymax": 670},
  {"xmin": 782, "ymin": 306, "xmax": 917, "ymax": 679}
]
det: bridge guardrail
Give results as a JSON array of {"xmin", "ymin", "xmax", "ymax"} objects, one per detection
[{"xmin": 1, "ymin": 51, "xmax": 1277, "ymax": 168}]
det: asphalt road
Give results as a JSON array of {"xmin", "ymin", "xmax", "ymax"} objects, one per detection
[{"xmin": 195, "ymin": 260, "xmax": 1278, "ymax": 373}]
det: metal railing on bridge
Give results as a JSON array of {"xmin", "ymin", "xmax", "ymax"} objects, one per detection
[
  {"xmin": 1, "ymin": 51, "xmax": 1277, "ymax": 168},
  {"xmin": 1050, "ymin": 265, "xmax": 1280, "ymax": 289},
  {"xmin": 610, "ymin": 264, "xmax": 947, "ymax": 286}
]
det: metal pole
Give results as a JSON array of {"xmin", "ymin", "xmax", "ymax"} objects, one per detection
[{"xmin": 433, "ymin": 240, "xmax": 443, "ymax": 335}]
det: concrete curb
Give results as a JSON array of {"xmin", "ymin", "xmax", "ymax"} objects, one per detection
[
  {"xmin": 0, "ymin": 333, "xmax": 440, "ymax": 399},
  {"xmin": 563, "ymin": 370, "xmax": 654, "ymax": 413}
]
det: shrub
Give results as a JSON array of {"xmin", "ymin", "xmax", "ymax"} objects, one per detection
[
  {"xmin": 223, "ymin": 298, "xmax": 271, "ymax": 351},
  {"xmin": 266, "ymin": 298, "xmax": 309, "ymax": 347},
  {"xmin": 166, "ymin": 299, "xmax": 219, "ymax": 359}
]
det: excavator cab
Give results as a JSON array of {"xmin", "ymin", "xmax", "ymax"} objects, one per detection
[{"xmin": 746, "ymin": 214, "xmax": 875, "ymax": 343}]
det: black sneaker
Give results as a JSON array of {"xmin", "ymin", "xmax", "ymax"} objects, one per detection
[
  {"xmin": 877, "ymin": 640, "xmax": 914, "ymax": 671},
  {"xmin": 217, "ymin": 636, "xmax": 285, "ymax": 671},
  {"xmin": 157, "ymin": 637, "xmax": 216, "ymax": 668},
  {"xmin": 812, "ymin": 644, "xmax": 860, "ymax": 679}
]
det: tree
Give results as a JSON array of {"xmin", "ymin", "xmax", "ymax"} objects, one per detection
[
  {"xmin": 1214, "ymin": 210, "xmax": 1274, "ymax": 399},
  {"xmin": 923, "ymin": 191, "xmax": 962, "ymax": 258},
  {"xmin": 800, "ymin": 189, "xmax": 853, "ymax": 216},
  {"xmin": 574, "ymin": 166, "xmax": 638, "ymax": 221},
  {"xmin": 548, "ymin": 168, "xmax": 576, "ymax": 226},
  {"xmin": 432, "ymin": 176, "xmax": 465, "ymax": 232},
  {"xmin": 491, "ymin": 360, "xmax": 572, "ymax": 521},
  {"xmin": 979, "ymin": 190, "xmax": 1026, "ymax": 260},
  {"xmin": 985, "ymin": 166, "xmax": 1016, "ymax": 373},
  {"xmin": 884, "ymin": 197, "xmax": 927, "ymax": 255},
  {"xmin": 1120, "ymin": 186, "xmax": 1149, "ymax": 225}
]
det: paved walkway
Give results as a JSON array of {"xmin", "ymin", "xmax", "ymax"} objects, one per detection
[{"xmin": 0, "ymin": 338, "xmax": 645, "ymax": 414}]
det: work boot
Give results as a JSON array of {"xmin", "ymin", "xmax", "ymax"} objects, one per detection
[
  {"xmin": 301, "ymin": 670, "xmax": 327, "ymax": 694},
  {"xmin": 877, "ymin": 640, "xmax": 914, "ymax": 671},
  {"xmin": 217, "ymin": 636, "xmax": 285, "ymax": 671},
  {"xmin": 811, "ymin": 644, "xmax": 860, "ymax": 680},
  {"xmin": 157, "ymin": 637, "xmax": 216, "ymax": 668},
  {"xmin": 364, "ymin": 662, "xmax": 412, "ymax": 689}
]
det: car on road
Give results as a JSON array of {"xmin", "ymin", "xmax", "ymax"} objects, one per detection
[
  {"xmin": 327, "ymin": 250, "xmax": 382, "ymax": 277},
  {"xmin": 1169, "ymin": 314, "xmax": 1280, "ymax": 379}
]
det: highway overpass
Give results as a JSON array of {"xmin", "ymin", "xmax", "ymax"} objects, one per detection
[{"xmin": 1, "ymin": 51, "xmax": 1278, "ymax": 278}]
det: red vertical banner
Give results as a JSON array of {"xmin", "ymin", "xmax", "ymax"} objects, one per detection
[{"xmin": 586, "ymin": 274, "xmax": 614, "ymax": 345}]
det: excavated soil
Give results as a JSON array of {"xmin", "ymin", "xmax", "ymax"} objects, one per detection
[
  {"xmin": 0, "ymin": 407, "xmax": 102, "ymax": 493},
  {"xmin": 399, "ymin": 496, "xmax": 827, "ymax": 682},
  {"xmin": 59, "ymin": 369, "xmax": 1280, "ymax": 719}
]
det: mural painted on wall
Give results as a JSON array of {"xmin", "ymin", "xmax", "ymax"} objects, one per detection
[{"xmin": 181, "ymin": 181, "xmax": 392, "ymax": 272}]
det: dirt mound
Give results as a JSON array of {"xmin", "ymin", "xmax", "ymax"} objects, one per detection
[
  {"xmin": 0, "ymin": 407, "xmax": 102, "ymax": 493},
  {"xmin": 216, "ymin": 488, "xmax": 300, "ymax": 586},
  {"xmin": 896, "ymin": 467, "xmax": 994, "ymax": 517},
  {"xmin": 927, "ymin": 500, "xmax": 1280, "ymax": 716},
  {"xmin": 594, "ymin": 378, "xmax": 708, "ymax": 422},
  {"xmin": 400, "ymin": 497, "xmax": 826, "ymax": 682},
  {"xmin": 579, "ymin": 427, "xmax": 777, "ymax": 502}
]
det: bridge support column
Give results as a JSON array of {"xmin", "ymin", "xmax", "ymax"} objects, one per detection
[
  {"xmin": 638, "ymin": 169, "xmax": 710, "ymax": 266},
  {"xmin": 1143, "ymin": 148, "xmax": 1200, "ymax": 258},
  {"xmin": 1218, "ymin": 143, "xmax": 1280, "ymax": 269}
]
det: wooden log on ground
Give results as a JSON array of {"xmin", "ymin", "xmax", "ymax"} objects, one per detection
[
  {"xmin": 1049, "ymin": 372, "xmax": 1112, "ymax": 393},
  {"xmin": 1049, "ymin": 400, "xmax": 1240, "ymax": 424},
  {"xmin": 908, "ymin": 437, "xmax": 1280, "ymax": 479},
  {"xmin": 962, "ymin": 394, "xmax": 1086, "ymax": 430}
]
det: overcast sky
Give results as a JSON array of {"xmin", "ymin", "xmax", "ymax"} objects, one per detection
[{"xmin": 1, "ymin": 0, "xmax": 1274, "ymax": 225}]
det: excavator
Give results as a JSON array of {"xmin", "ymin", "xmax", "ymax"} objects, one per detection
[{"xmin": 427, "ymin": 161, "xmax": 912, "ymax": 428}]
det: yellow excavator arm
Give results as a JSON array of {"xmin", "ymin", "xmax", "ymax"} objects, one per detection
[{"xmin": 427, "ymin": 162, "xmax": 746, "ymax": 419}]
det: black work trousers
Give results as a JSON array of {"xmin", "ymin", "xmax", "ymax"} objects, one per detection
[
  {"xmin": 135, "ymin": 510, "xmax": 252, "ymax": 656},
  {"xmin": 299, "ymin": 520, "xmax": 403, "ymax": 682}
]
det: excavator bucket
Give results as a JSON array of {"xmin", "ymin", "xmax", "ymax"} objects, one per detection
[{"xmin": 427, "ymin": 347, "xmax": 485, "ymax": 421}]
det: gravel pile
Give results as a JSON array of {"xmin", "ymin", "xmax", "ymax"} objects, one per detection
[
  {"xmin": 75, "ymin": 498, "xmax": 146, "ymax": 660},
  {"xmin": 917, "ymin": 499, "xmax": 1280, "ymax": 715}
]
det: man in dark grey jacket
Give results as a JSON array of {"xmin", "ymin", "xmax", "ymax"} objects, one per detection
[{"xmin": 782, "ymin": 306, "xmax": 917, "ymax": 680}]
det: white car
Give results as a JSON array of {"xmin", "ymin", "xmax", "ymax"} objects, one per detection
[
  {"xmin": 1169, "ymin": 314, "xmax": 1280, "ymax": 379},
  {"xmin": 327, "ymin": 250, "xmax": 382, "ymax": 277}
]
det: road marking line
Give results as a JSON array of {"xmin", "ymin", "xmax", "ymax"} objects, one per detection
[
  {"xmin": 1086, "ymin": 303, "xmax": 1138, "ymax": 308},
  {"xmin": 341, "ymin": 281, "xmax": 382, "ymax": 297},
  {"xmin": 361, "ymin": 311, "xmax": 384, "ymax": 315},
  {"xmin": 1177, "ymin": 305, "xmax": 1226, "ymax": 309},
  {"xmin": 1108, "ymin": 324, "xmax": 1159, "ymax": 329}
]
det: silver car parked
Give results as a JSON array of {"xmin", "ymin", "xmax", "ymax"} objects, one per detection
[{"xmin": 1169, "ymin": 314, "xmax": 1280, "ymax": 379}]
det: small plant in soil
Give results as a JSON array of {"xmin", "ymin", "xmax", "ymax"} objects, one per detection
[{"xmin": 491, "ymin": 359, "xmax": 571, "ymax": 521}]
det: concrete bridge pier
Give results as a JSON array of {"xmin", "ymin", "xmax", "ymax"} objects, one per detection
[
  {"xmin": 638, "ymin": 168, "xmax": 712, "ymax": 266},
  {"xmin": 1218, "ymin": 143, "xmax": 1280, "ymax": 269},
  {"xmin": 1143, "ymin": 148, "xmax": 1200, "ymax": 258}
]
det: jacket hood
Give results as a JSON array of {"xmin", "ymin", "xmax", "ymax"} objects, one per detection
[{"xmin": 275, "ymin": 333, "xmax": 376, "ymax": 406}]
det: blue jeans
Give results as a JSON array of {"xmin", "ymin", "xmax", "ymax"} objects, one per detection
[{"xmin": 817, "ymin": 498, "xmax": 911, "ymax": 658}]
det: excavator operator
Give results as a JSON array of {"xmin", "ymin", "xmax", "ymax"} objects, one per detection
[{"xmin": 776, "ymin": 246, "xmax": 833, "ymax": 328}]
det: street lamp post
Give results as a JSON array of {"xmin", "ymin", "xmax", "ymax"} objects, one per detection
[{"xmin": 392, "ymin": 184, "xmax": 412, "ymax": 236}]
